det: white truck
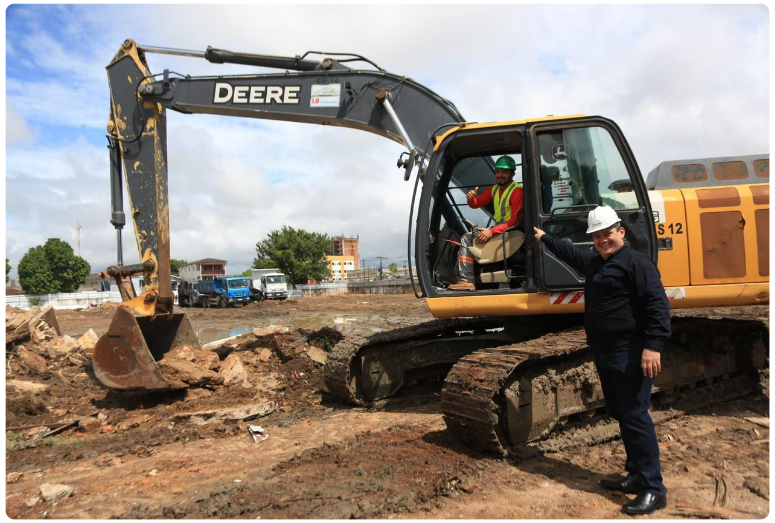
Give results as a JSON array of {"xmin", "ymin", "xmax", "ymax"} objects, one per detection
[{"xmin": 251, "ymin": 268, "xmax": 289, "ymax": 300}]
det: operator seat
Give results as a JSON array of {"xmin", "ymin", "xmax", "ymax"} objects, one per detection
[{"xmin": 469, "ymin": 229, "xmax": 525, "ymax": 284}]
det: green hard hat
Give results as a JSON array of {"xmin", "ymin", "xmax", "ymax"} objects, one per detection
[{"xmin": 494, "ymin": 155, "xmax": 516, "ymax": 170}]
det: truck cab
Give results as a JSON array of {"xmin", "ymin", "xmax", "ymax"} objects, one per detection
[
  {"xmin": 187, "ymin": 276, "xmax": 251, "ymax": 308},
  {"xmin": 251, "ymin": 269, "xmax": 289, "ymax": 300}
]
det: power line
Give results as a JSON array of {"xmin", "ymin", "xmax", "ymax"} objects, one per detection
[
  {"xmin": 374, "ymin": 256, "xmax": 387, "ymax": 280},
  {"xmin": 75, "ymin": 221, "xmax": 81, "ymax": 257}
]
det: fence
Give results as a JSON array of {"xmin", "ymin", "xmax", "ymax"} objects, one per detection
[
  {"xmin": 294, "ymin": 282, "xmax": 349, "ymax": 297},
  {"xmin": 294, "ymin": 279, "xmax": 415, "ymax": 297},
  {"xmin": 5, "ymin": 290, "xmax": 123, "ymax": 310},
  {"xmin": 5, "ymin": 279, "xmax": 416, "ymax": 310}
]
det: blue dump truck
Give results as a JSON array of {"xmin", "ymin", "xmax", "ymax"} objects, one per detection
[{"xmin": 179, "ymin": 276, "xmax": 251, "ymax": 308}]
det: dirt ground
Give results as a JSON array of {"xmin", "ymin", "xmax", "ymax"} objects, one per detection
[{"xmin": 5, "ymin": 295, "xmax": 770, "ymax": 519}]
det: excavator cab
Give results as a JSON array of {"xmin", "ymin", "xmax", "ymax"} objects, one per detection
[{"xmin": 416, "ymin": 116, "xmax": 657, "ymax": 298}]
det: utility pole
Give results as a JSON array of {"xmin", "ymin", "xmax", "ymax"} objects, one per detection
[
  {"xmin": 75, "ymin": 221, "xmax": 81, "ymax": 257},
  {"xmin": 375, "ymin": 256, "xmax": 386, "ymax": 280}
]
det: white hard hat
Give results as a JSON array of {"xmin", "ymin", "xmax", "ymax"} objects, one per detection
[{"xmin": 586, "ymin": 206, "xmax": 621, "ymax": 233}]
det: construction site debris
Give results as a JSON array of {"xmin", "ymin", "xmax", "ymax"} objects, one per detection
[
  {"xmin": 248, "ymin": 425, "xmax": 268, "ymax": 443},
  {"xmin": 4, "ymin": 298, "xmax": 768, "ymax": 519},
  {"xmin": 39, "ymin": 483, "xmax": 74, "ymax": 502},
  {"xmin": 6, "ymin": 305, "xmax": 61, "ymax": 347}
]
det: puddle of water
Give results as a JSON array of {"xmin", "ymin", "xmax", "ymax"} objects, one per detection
[
  {"xmin": 195, "ymin": 316, "xmax": 356, "ymax": 344},
  {"xmin": 197, "ymin": 326, "xmax": 252, "ymax": 345}
]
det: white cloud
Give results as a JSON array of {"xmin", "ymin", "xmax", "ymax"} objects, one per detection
[{"xmin": 6, "ymin": 108, "xmax": 36, "ymax": 144}]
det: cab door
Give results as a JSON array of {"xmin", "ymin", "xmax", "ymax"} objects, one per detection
[{"xmin": 529, "ymin": 117, "xmax": 656, "ymax": 289}]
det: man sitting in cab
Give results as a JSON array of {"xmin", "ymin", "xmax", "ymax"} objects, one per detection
[{"xmin": 449, "ymin": 155, "xmax": 524, "ymax": 291}]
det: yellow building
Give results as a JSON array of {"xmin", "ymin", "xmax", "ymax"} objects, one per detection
[
  {"xmin": 326, "ymin": 255, "xmax": 355, "ymax": 281},
  {"xmin": 330, "ymin": 236, "xmax": 359, "ymax": 270}
]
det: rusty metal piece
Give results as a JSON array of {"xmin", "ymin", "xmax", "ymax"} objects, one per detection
[
  {"xmin": 93, "ymin": 304, "xmax": 200, "ymax": 390},
  {"xmin": 106, "ymin": 260, "xmax": 155, "ymax": 277}
]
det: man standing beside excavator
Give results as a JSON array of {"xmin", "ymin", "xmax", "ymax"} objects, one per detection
[
  {"xmin": 449, "ymin": 155, "xmax": 524, "ymax": 291},
  {"xmin": 533, "ymin": 205, "xmax": 671, "ymax": 516}
]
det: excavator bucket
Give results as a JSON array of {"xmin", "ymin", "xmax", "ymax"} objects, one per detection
[{"xmin": 93, "ymin": 305, "xmax": 200, "ymax": 390}]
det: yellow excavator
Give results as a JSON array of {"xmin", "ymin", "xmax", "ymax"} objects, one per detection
[{"xmin": 94, "ymin": 40, "xmax": 768, "ymax": 454}]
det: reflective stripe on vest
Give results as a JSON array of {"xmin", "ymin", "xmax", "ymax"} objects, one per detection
[{"xmin": 491, "ymin": 181, "xmax": 522, "ymax": 223}]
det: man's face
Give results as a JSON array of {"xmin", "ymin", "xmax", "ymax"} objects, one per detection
[
  {"xmin": 494, "ymin": 168, "xmax": 515, "ymax": 186},
  {"xmin": 592, "ymin": 225, "xmax": 625, "ymax": 259}
]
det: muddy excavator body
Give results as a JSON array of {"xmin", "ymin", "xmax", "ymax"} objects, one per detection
[{"xmin": 98, "ymin": 39, "xmax": 767, "ymax": 453}]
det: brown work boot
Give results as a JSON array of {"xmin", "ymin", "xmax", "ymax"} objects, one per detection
[{"xmin": 448, "ymin": 281, "xmax": 476, "ymax": 291}]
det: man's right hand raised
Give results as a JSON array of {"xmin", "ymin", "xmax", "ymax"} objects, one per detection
[{"xmin": 466, "ymin": 186, "xmax": 479, "ymax": 201}]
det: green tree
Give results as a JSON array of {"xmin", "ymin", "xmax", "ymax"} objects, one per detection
[
  {"xmin": 6, "ymin": 258, "xmax": 10, "ymax": 283},
  {"xmin": 18, "ymin": 239, "xmax": 90, "ymax": 294},
  {"xmin": 241, "ymin": 269, "xmax": 253, "ymax": 277},
  {"xmin": 388, "ymin": 263, "xmax": 398, "ymax": 274},
  {"xmin": 252, "ymin": 258, "xmax": 278, "ymax": 270},
  {"xmin": 170, "ymin": 259, "xmax": 187, "ymax": 276},
  {"xmin": 254, "ymin": 226, "xmax": 331, "ymax": 284}
]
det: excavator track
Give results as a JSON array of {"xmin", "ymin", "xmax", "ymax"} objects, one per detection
[
  {"xmin": 442, "ymin": 312, "xmax": 769, "ymax": 456},
  {"xmin": 325, "ymin": 318, "xmax": 507, "ymax": 405},
  {"xmin": 324, "ymin": 315, "xmax": 583, "ymax": 405},
  {"xmin": 442, "ymin": 328, "xmax": 591, "ymax": 455}
]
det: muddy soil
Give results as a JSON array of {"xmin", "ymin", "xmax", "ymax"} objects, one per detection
[{"xmin": 5, "ymin": 296, "xmax": 769, "ymax": 519}]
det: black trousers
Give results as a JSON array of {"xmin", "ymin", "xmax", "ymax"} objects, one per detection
[{"xmin": 597, "ymin": 358, "xmax": 665, "ymax": 495}]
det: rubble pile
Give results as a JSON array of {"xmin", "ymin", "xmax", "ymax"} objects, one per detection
[{"xmin": 6, "ymin": 307, "xmax": 338, "ymax": 446}]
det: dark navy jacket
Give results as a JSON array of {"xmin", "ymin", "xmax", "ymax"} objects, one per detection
[{"xmin": 541, "ymin": 236, "xmax": 671, "ymax": 370}]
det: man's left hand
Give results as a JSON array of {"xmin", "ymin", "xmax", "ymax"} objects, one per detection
[
  {"xmin": 475, "ymin": 228, "xmax": 493, "ymax": 244},
  {"xmin": 641, "ymin": 349, "xmax": 661, "ymax": 378}
]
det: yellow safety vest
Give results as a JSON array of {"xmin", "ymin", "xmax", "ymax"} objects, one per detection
[{"xmin": 492, "ymin": 181, "xmax": 522, "ymax": 223}]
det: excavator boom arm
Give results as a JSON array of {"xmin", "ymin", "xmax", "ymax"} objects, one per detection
[{"xmin": 106, "ymin": 39, "xmax": 478, "ymax": 299}]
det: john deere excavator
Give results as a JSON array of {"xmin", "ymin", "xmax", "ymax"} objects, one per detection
[{"xmin": 94, "ymin": 39, "xmax": 769, "ymax": 454}]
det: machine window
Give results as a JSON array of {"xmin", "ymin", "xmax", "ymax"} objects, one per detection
[
  {"xmin": 672, "ymin": 164, "xmax": 707, "ymax": 184},
  {"xmin": 712, "ymin": 161, "xmax": 748, "ymax": 181},
  {"xmin": 537, "ymin": 126, "xmax": 637, "ymax": 213},
  {"xmin": 753, "ymin": 159, "xmax": 769, "ymax": 178}
]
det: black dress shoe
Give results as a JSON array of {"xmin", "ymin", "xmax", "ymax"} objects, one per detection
[
  {"xmin": 600, "ymin": 475, "xmax": 640, "ymax": 494},
  {"xmin": 622, "ymin": 491, "xmax": 667, "ymax": 515}
]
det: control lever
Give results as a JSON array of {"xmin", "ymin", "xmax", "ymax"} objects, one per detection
[{"xmin": 463, "ymin": 218, "xmax": 482, "ymax": 236}]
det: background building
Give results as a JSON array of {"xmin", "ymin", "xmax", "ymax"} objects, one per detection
[
  {"xmin": 326, "ymin": 255, "xmax": 355, "ymax": 281},
  {"xmin": 330, "ymin": 235, "xmax": 359, "ymax": 270},
  {"xmin": 179, "ymin": 258, "xmax": 227, "ymax": 282}
]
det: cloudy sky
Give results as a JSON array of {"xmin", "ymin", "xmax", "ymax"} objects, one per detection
[{"xmin": 5, "ymin": 4, "xmax": 769, "ymax": 279}]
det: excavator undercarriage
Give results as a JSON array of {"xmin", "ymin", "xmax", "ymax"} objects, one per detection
[{"xmin": 325, "ymin": 308, "xmax": 768, "ymax": 454}]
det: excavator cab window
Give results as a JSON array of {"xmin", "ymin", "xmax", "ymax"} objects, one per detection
[
  {"xmin": 538, "ymin": 127, "xmax": 638, "ymax": 215},
  {"xmin": 532, "ymin": 120, "xmax": 656, "ymax": 289}
]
